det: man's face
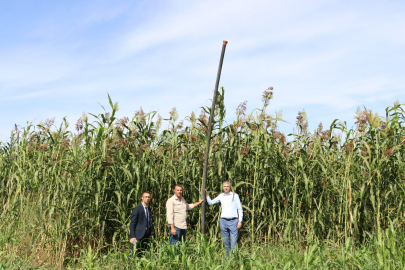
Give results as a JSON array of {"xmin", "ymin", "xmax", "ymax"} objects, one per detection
[
  {"xmin": 174, "ymin": 186, "xmax": 183, "ymax": 198},
  {"xmin": 223, "ymin": 183, "xmax": 231, "ymax": 193},
  {"xmin": 142, "ymin": 193, "xmax": 151, "ymax": 205}
]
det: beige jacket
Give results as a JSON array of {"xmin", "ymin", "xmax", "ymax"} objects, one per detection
[{"xmin": 166, "ymin": 195, "xmax": 195, "ymax": 229}]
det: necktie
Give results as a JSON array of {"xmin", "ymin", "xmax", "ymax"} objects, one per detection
[{"xmin": 146, "ymin": 207, "xmax": 150, "ymax": 234}]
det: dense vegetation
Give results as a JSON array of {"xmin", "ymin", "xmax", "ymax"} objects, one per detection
[
  {"xmin": 1, "ymin": 88, "xmax": 404, "ymax": 268},
  {"xmin": 3, "ymin": 231, "xmax": 405, "ymax": 269}
]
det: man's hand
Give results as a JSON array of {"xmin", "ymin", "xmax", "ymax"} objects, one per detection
[
  {"xmin": 204, "ymin": 189, "xmax": 209, "ymax": 197},
  {"xmin": 237, "ymin": 222, "xmax": 242, "ymax": 229},
  {"xmin": 171, "ymin": 227, "xmax": 177, "ymax": 236},
  {"xmin": 130, "ymin": 238, "xmax": 137, "ymax": 244},
  {"xmin": 195, "ymin": 199, "xmax": 205, "ymax": 206}
]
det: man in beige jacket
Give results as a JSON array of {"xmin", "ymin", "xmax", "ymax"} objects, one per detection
[{"xmin": 166, "ymin": 184, "xmax": 204, "ymax": 245}]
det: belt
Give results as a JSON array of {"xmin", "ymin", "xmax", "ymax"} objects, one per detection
[{"xmin": 221, "ymin": 217, "xmax": 238, "ymax": 221}]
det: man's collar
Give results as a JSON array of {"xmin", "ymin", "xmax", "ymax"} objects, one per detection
[
  {"xmin": 223, "ymin": 192, "xmax": 233, "ymax": 196},
  {"xmin": 172, "ymin": 195, "xmax": 182, "ymax": 200}
]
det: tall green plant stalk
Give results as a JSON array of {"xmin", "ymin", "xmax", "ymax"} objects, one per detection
[{"xmin": 1, "ymin": 93, "xmax": 405, "ymax": 266}]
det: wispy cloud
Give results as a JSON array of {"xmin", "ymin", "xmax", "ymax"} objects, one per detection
[{"xmin": 1, "ymin": 0, "xmax": 405, "ymax": 141}]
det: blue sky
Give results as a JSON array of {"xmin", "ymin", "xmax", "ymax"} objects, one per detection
[{"xmin": 1, "ymin": 0, "xmax": 405, "ymax": 141}]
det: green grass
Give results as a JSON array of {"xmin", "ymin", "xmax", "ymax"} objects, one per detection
[{"xmin": 2, "ymin": 228, "xmax": 405, "ymax": 269}]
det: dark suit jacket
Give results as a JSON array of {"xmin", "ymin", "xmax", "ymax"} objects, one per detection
[{"xmin": 130, "ymin": 203, "xmax": 152, "ymax": 240}]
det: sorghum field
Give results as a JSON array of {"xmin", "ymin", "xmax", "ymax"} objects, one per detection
[{"xmin": 1, "ymin": 89, "xmax": 405, "ymax": 269}]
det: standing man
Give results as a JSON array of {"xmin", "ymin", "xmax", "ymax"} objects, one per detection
[
  {"xmin": 129, "ymin": 191, "xmax": 152, "ymax": 261},
  {"xmin": 166, "ymin": 184, "xmax": 204, "ymax": 245},
  {"xmin": 205, "ymin": 181, "xmax": 243, "ymax": 256}
]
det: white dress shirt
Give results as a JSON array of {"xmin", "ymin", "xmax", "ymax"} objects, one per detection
[{"xmin": 206, "ymin": 192, "xmax": 243, "ymax": 222}]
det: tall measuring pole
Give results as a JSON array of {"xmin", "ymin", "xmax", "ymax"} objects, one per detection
[{"xmin": 201, "ymin": 40, "xmax": 228, "ymax": 234}]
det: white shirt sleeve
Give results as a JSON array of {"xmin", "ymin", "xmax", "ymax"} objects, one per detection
[
  {"xmin": 206, "ymin": 194, "xmax": 221, "ymax": 205},
  {"xmin": 235, "ymin": 194, "xmax": 243, "ymax": 222}
]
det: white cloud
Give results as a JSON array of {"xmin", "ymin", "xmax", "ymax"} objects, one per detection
[{"xmin": 1, "ymin": 0, "xmax": 405, "ymax": 141}]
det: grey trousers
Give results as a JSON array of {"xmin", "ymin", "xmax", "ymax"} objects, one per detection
[{"xmin": 220, "ymin": 218, "xmax": 239, "ymax": 253}]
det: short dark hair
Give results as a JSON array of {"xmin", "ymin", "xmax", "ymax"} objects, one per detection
[
  {"xmin": 142, "ymin": 191, "xmax": 151, "ymax": 196},
  {"xmin": 174, "ymin": 184, "xmax": 183, "ymax": 189}
]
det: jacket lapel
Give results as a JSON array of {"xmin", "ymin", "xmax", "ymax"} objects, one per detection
[
  {"xmin": 140, "ymin": 203, "xmax": 146, "ymax": 219},
  {"xmin": 140, "ymin": 203, "xmax": 150, "ymax": 221}
]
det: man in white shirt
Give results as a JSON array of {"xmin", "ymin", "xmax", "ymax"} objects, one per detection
[{"xmin": 205, "ymin": 181, "xmax": 243, "ymax": 256}]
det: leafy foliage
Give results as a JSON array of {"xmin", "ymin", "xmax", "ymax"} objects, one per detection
[{"xmin": 1, "ymin": 88, "xmax": 404, "ymax": 267}]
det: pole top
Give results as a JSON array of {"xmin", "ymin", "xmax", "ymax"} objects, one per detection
[{"xmin": 223, "ymin": 40, "xmax": 228, "ymax": 45}]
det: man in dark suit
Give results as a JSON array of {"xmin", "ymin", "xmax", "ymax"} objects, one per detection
[{"xmin": 128, "ymin": 191, "xmax": 152, "ymax": 261}]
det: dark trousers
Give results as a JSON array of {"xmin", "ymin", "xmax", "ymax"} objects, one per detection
[{"xmin": 127, "ymin": 232, "xmax": 151, "ymax": 264}]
